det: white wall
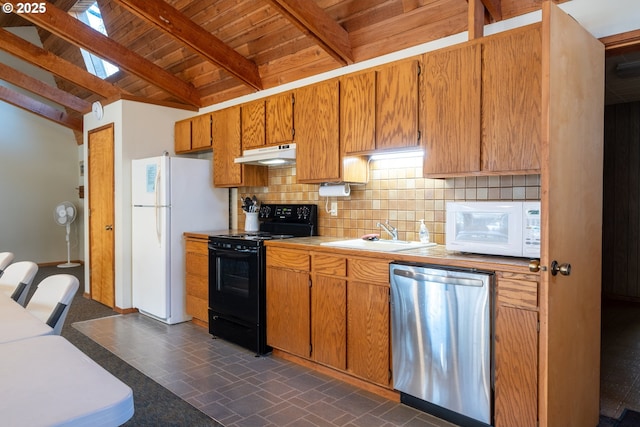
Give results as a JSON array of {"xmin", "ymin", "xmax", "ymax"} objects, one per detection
[
  {"xmin": 0, "ymin": 27, "xmax": 81, "ymax": 264},
  {"xmin": 82, "ymin": 100, "xmax": 193, "ymax": 307}
]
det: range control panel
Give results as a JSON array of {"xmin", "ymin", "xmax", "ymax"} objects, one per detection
[{"xmin": 259, "ymin": 204, "xmax": 317, "ymax": 224}]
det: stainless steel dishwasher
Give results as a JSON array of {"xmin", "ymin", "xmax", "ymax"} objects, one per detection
[{"xmin": 390, "ymin": 263, "xmax": 493, "ymax": 427}]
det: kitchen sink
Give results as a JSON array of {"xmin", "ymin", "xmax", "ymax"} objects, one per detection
[{"xmin": 320, "ymin": 239, "xmax": 437, "ymax": 252}]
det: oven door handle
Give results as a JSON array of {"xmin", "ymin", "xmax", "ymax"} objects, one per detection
[{"xmin": 209, "ymin": 248, "xmax": 258, "ymax": 256}]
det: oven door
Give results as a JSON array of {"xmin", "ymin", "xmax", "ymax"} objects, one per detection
[{"xmin": 208, "ymin": 245, "xmax": 262, "ymax": 325}]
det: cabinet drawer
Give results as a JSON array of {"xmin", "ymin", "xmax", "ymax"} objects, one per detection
[
  {"xmin": 497, "ymin": 276, "xmax": 538, "ymax": 309},
  {"xmin": 312, "ymin": 254, "xmax": 346, "ymax": 276},
  {"xmin": 348, "ymin": 258, "xmax": 389, "ymax": 284},
  {"xmin": 185, "ymin": 239, "xmax": 209, "ymax": 255},
  {"xmin": 267, "ymin": 248, "xmax": 309, "ymax": 271},
  {"xmin": 186, "ymin": 273, "xmax": 208, "ymax": 300},
  {"xmin": 186, "ymin": 295, "xmax": 208, "ymax": 322},
  {"xmin": 186, "ymin": 252, "xmax": 208, "ymax": 274}
]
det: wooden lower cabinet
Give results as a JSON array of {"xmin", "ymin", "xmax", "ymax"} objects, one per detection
[
  {"xmin": 494, "ymin": 272, "xmax": 539, "ymax": 427},
  {"xmin": 311, "ymin": 254, "xmax": 347, "ymax": 369},
  {"xmin": 266, "ymin": 248, "xmax": 310, "ymax": 358},
  {"xmin": 347, "ymin": 279, "xmax": 390, "ymax": 386},
  {"xmin": 267, "ymin": 248, "xmax": 392, "ymax": 390},
  {"xmin": 184, "ymin": 236, "xmax": 209, "ymax": 325}
]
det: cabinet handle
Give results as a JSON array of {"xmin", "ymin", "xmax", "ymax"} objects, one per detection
[
  {"xmin": 529, "ymin": 260, "xmax": 540, "ymax": 273},
  {"xmin": 105, "ymin": 224, "xmax": 113, "ymax": 231}
]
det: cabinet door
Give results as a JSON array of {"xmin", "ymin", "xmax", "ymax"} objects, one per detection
[
  {"xmin": 341, "ymin": 71, "xmax": 376, "ymax": 154},
  {"xmin": 212, "ymin": 106, "xmax": 242, "ymax": 187},
  {"xmin": 347, "ymin": 280, "xmax": 390, "ymax": 386},
  {"xmin": 242, "ymin": 100, "xmax": 266, "ymax": 150},
  {"xmin": 295, "ymin": 81, "xmax": 340, "ymax": 183},
  {"xmin": 482, "ymin": 25, "xmax": 542, "ymax": 172},
  {"xmin": 312, "ymin": 275, "xmax": 346, "ymax": 369},
  {"xmin": 192, "ymin": 114, "xmax": 212, "ymax": 150},
  {"xmin": 266, "ymin": 92, "xmax": 294, "ymax": 145},
  {"xmin": 376, "ymin": 59, "xmax": 419, "ymax": 151},
  {"xmin": 494, "ymin": 305, "xmax": 538, "ymax": 427},
  {"xmin": 266, "ymin": 267, "xmax": 310, "ymax": 358},
  {"xmin": 423, "ymin": 44, "xmax": 481, "ymax": 175},
  {"xmin": 174, "ymin": 119, "xmax": 191, "ymax": 153}
]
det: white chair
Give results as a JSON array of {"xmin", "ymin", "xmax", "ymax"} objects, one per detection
[
  {"xmin": 0, "ymin": 252, "xmax": 15, "ymax": 278},
  {"xmin": 0, "ymin": 261, "xmax": 38, "ymax": 306},
  {"xmin": 26, "ymin": 274, "xmax": 79, "ymax": 335}
]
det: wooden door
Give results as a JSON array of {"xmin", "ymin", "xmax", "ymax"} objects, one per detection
[
  {"xmin": 88, "ymin": 124, "xmax": 115, "ymax": 308},
  {"xmin": 539, "ymin": 3, "xmax": 604, "ymax": 426},
  {"xmin": 295, "ymin": 80, "xmax": 340, "ymax": 183},
  {"xmin": 423, "ymin": 44, "xmax": 481, "ymax": 175}
]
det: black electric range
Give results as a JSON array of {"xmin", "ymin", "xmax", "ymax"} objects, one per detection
[{"xmin": 207, "ymin": 204, "xmax": 317, "ymax": 354}]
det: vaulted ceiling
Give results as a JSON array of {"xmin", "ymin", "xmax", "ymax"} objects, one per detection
[{"xmin": 0, "ymin": 0, "xmax": 567, "ymax": 141}]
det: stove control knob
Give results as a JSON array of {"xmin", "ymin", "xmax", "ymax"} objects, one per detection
[
  {"xmin": 300, "ymin": 206, "xmax": 310, "ymax": 219},
  {"xmin": 260, "ymin": 206, "xmax": 271, "ymax": 218}
]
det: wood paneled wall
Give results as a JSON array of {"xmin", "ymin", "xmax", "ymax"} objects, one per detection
[{"xmin": 603, "ymin": 101, "xmax": 640, "ymax": 299}]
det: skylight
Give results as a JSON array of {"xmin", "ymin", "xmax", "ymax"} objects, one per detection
[{"xmin": 70, "ymin": 2, "xmax": 119, "ymax": 79}]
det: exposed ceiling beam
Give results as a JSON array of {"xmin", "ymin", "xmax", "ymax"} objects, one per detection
[
  {"xmin": 481, "ymin": 0, "xmax": 502, "ymax": 21},
  {"xmin": 0, "ymin": 85, "xmax": 82, "ymax": 131},
  {"xmin": 469, "ymin": 0, "xmax": 485, "ymax": 39},
  {"xmin": 0, "ymin": 62, "xmax": 91, "ymax": 113},
  {"xmin": 267, "ymin": 0, "xmax": 354, "ymax": 66},
  {"xmin": 0, "ymin": 0, "xmax": 202, "ymax": 107},
  {"xmin": 0, "ymin": 27, "xmax": 122, "ymax": 99},
  {"xmin": 112, "ymin": 0, "xmax": 263, "ymax": 91}
]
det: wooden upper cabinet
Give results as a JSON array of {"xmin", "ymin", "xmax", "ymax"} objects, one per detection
[
  {"xmin": 212, "ymin": 106, "xmax": 242, "ymax": 187},
  {"xmin": 422, "ymin": 24, "xmax": 542, "ymax": 177},
  {"xmin": 376, "ymin": 59, "xmax": 420, "ymax": 151},
  {"xmin": 191, "ymin": 114, "xmax": 212, "ymax": 151},
  {"xmin": 482, "ymin": 24, "xmax": 542, "ymax": 173},
  {"xmin": 341, "ymin": 71, "xmax": 376, "ymax": 154},
  {"xmin": 241, "ymin": 100, "xmax": 266, "ymax": 150},
  {"xmin": 423, "ymin": 44, "xmax": 481, "ymax": 175},
  {"xmin": 174, "ymin": 119, "xmax": 191, "ymax": 153},
  {"xmin": 175, "ymin": 114, "xmax": 212, "ymax": 154},
  {"xmin": 295, "ymin": 80, "xmax": 341, "ymax": 183},
  {"xmin": 212, "ymin": 106, "xmax": 268, "ymax": 188},
  {"xmin": 266, "ymin": 92, "xmax": 294, "ymax": 145}
]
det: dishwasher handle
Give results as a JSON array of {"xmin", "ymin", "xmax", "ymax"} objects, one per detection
[{"xmin": 392, "ymin": 268, "xmax": 485, "ymax": 287}]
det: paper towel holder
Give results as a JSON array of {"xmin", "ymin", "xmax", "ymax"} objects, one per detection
[{"xmin": 319, "ymin": 183, "xmax": 351, "ymax": 197}]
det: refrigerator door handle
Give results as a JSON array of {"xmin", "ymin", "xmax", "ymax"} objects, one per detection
[{"xmin": 155, "ymin": 163, "xmax": 162, "ymax": 244}]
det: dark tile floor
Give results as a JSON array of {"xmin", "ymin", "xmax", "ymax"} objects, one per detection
[
  {"xmin": 600, "ymin": 298, "xmax": 640, "ymax": 419},
  {"xmin": 74, "ymin": 314, "xmax": 457, "ymax": 427},
  {"xmin": 73, "ymin": 298, "xmax": 639, "ymax": 427}
]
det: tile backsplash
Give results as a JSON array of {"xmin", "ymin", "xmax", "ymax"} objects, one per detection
[{"xmin": 238, "ymin": 156, "xmax": 540, "ymax": 244}]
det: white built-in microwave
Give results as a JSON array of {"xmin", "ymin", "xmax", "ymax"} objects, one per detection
[{"xmin": 445, "ymin": 201, "xmax": 541, "ymax": 258}]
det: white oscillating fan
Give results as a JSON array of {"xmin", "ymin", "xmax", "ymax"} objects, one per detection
[{"xmin": 54, "ymin": 201, "xmax": 80, "ymax": 268}]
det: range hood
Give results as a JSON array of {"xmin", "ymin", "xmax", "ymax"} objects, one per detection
[{"xmin": 234, "ymin": 143, "xmax": 296, "ymax": 166}]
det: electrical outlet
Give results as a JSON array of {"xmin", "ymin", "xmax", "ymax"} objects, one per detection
[{"xmin": 330, "ymin": 202, "xmax": 338, "ymax": 216}]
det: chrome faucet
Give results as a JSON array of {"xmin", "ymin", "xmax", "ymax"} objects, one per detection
[{"xmin": 377, "ymin": 220, "xmax": 398, "ymax": 240}]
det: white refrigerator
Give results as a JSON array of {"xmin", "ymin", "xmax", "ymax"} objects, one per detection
[{"xmin": 131, "ymin": 155, "xmax": 228, "ymax": 324}]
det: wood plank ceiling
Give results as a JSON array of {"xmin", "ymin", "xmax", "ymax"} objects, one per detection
[{"xmin": 0, "ymin": 0, "xmax": 565, "ymax": 141}]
